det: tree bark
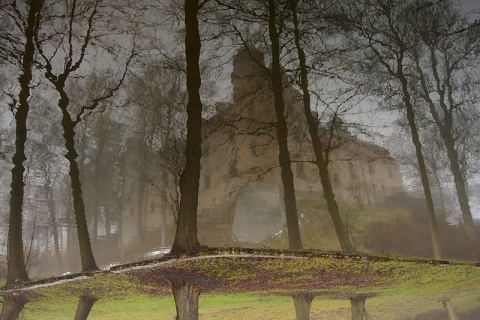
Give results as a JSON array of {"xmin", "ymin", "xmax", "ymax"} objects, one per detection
[
  {"xmin": 0, "ymin": 293, "xmax": 32, "ymax": 320},
  {"xmin": 6, "ymin": 0, "xmax": 43, "ymax": 286},
  {"xmin": 292, "ymin": 294, "xmax": 314, "ymax": 320},
  {"xmin": 171, "ymin": 279, "xmax": 202, "ymax": 320},
  {"xmin": 288, "ymin": 0, "xmax": 353, "ymax": 253},
  {"xmin": 349, "ymin": 295, "xmax": 367, "ymax": 320},
  {"xmin": 171, "ymin": 0, "xmax": 203, "ymax": 255},
  {"xmin": 74, "ymin": 295, "xmax": 98, "ymax": 320},
  {"xmin": 267, "ymin": 0, "xmax": 303, "ymax": 250}
]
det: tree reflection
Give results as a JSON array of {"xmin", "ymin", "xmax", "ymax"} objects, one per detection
[
  {"xmin": 349, "ymin": 295, "xmax": 367, "ymax": 320},
  {"xmin": 0, "ymin": 292, "xmax": 33, "ymax": 320},
  {"xmin": 74, "ymin": 294, "xmax": 98, "ymax": 320},
  {"xmin": 292, "ymin": 294, "xmax": 315, "ymax": 320},
  {"xmin": 442, "ymin": 299, "xmax": 459, "ymax": 320},
  {"xmin": 170, "ymin": 279, "xmax": 202, "ymax": 320}
]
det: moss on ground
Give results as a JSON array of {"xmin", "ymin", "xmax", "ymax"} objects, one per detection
[{"xmin": 3, "ymin": 252, "xmax": 480, "ymax": 319}]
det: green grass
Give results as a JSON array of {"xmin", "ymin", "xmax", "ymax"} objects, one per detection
[{"xmin": 9, "ymin": 255, "xmax": 480, "ymax": 319}]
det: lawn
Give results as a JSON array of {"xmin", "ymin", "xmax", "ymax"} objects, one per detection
[{"xmin": 2, "ymin": 250, "xmax": 480, "ymax": 319}]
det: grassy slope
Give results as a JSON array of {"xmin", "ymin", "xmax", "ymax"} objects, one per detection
[{"xmin": 14, "ymin": 254, "xmax": 480, "ymax": 320}]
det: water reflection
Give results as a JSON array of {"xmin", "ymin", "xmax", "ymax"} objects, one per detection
[
  {"xmin": 74, "ymin": 294, "xmax": 98, "ymax": 320},
  {"xmin": 349, "ymin": 295, "xmax": 368, "ymax": 320},
  {"xmin": 4, "ymin": 289, "xmax": 478, "ymax": 319},
  {"xmin": 171, "ymin": 280, "xmax": 202, "ymax": 320},
  {"xmin": 292, "ymin": 294, "xmax": 315, "ymax": 320},
  {"xmin": 0, "ymin": 292, "xmax": 34, "ymax": 320}
]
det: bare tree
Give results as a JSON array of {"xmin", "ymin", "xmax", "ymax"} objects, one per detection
[
  {"xmin": 287, "ymin": 0, "xmax": 354, "ymax": 252},
  {"xmin": 1, "ymin": 0, "xmax": 44, "ymax": 286},
  {"xmin": 214, "ymin": 0, "xmax": 303, "ymax": 250},
  {"xmin": 409, "ymin": 1, "xmax": 480, "ymax": 258},
  {"xmin": 330, "ymin": 0, "xmax": 442, "ymax": 258},
  {"xmin": 34, "ymin": 0, "xmax": 136, "ymax": 271},
  {"xmin": 266, "ymin": 0, "xmax": 303, "ymax": 249},
  {"xmin": 171, "ymin": 0, "xmax": 205, "ymax": 254},
  {"xmin": 127, "ymin": 60, "xmax": 188, "ymax": 227}
]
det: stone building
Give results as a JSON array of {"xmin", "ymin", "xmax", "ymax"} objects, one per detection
[{"xmin": 196, "ymin": 47, "xmax": 403, "ymax": 244}]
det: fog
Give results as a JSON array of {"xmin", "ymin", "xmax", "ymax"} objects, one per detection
[{"xmin": 1, "ymin": 3, "xmax": 480, "ymax": 315}]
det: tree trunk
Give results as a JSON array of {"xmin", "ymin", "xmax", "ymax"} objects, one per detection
[
  {"xmin": 414, "ymin": 50, "xmax": 477, "ymax": 259},
  {"xmin": 349, "ymin": 295, "xmax": 367, "ymax": 320},
  {"xmin": 397, "ymin": 63, "xmax": 441, "ymax": 260},
  {"xmin": 292, "ymin": 295, "xmax": 314, "ymax": 320},
  {"xmin": 74, "ymin": 295, "xmax": 98, "ymax": 320},
  {"xmin": 267, "ymin": 0, "xmax": 303, "ymax": 250},
  {"xmin": 442, "ymin": 129, "xmax": 477, "ymax": 259},
  {"xmin": 171, "ymin": 280, "xmax": 202, "ymax": 320},
  {"xmin": 46, "ymin": 174, "xmax": 64, "ymax": 274},
  {"xmin": 442, "ymin": 299, "xmax": 459, "ymax": 320},
  {"xmin": 288, "ymin": 0, "xmax": 353, "ymax": 252},
  {"xmin": 58, "ymin": 92, "xmax": 98, "ymax": 272},
  {"xmin": 429, "ymin": 44, "xmax": 477, "ymax": 258},
  {"xmin": 6, "ymin": 0, "xmax": 43, "ymax": 286},
  {"xmin": 0, "ymin": 293, "xmax": 32, "ymax": 320},
  {"xmin": 171, "ymin": 0, "xmax": 202, "ymax": 255}
]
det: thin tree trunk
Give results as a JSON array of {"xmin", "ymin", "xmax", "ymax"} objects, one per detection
[
  {"xmin": 6, "ymin": 0, "xmax": 43, "ymax": 286},
  {"xmin": 288, "ymin": 0, "xmax": 353, "ymax": 252},
  {"xmin": 443, "ymin": 131, "xmax": 477, "ymax": 258},
  {"xmin": 58, "ymin": 91, "xmax": 98, "ymax": 272},
  {"xmin": 442, "ymin": 299, "xmax": 459, "ymax": 320},
  {"xmin": 414, "ymin": 51, "xmax": 474, "ymax": 258},
  {"xmin": 171, "ymin": 280, "xmax": 202, "ymax": 320},
  {"xmin": 396, "ymin": 59, "xmax": 441, "ymax": 259},
  {"xmin": 292, "ymin": 295, "xmax": 314, "ymax": 320},
  {"xmin": 430, "ymin": 162, "xmax": 448, "ymax": 222},
  {"xmin": 267, "ymin": 0, "xmax": 303, "ymax": 250},
  {"xmin": 46, "ymin": 175, "xmax": 64, "ymax": 274},
  {"xmin": 74, "ymin": 295, "xmax": 98, "ymax": 320},
  {"xmin": 428, "ymin": 45, "xmax": 477, "ymax": 256},
  {"xmin": 171, "ymin": 0, "xmax": 202, "ymax": 255}
]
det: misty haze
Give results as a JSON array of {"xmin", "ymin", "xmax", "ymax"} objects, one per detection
[{"xmin": 1, "ymin": 0, "xmax": 480, "ymax": 319}]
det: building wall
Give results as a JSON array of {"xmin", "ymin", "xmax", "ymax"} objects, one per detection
[{"xmin": 197, "ymin": 47, "xmax": 403, "ymax": 243}]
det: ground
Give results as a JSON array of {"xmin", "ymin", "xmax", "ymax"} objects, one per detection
[{"xmin": 1, "ymin": 248, "xmax": 480, "ymax": 319}]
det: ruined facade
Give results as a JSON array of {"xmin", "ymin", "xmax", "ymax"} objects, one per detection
[{"xmin": 196, "ymin": 48, "xmax": 403, "ymax": 243}]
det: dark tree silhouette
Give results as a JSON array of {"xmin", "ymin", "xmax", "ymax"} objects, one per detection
[
  {"xmin": 4, "ymin": 0, "xmax": 44, "ymax": 286},
  {"xmin": 288, "ymin": 0, "xmax": 353, "ymax": 252},
  {"xmin": 171, "ymin": 0, "xmax": 204, "ymax": 255},
  {"xmin": 331, "ymin": 0, "xmax": 441, "ymax": 259},
  {"xmin": 267, "ymin": 0, "xmax": 303, "ymax": 250},
  {"xmin": 35, "ymin": 0, "xmax": 134, "ymax": 271},
  {"xmin": 409, "ymin": 1, "xmax": 480, "ymax": 258}
]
